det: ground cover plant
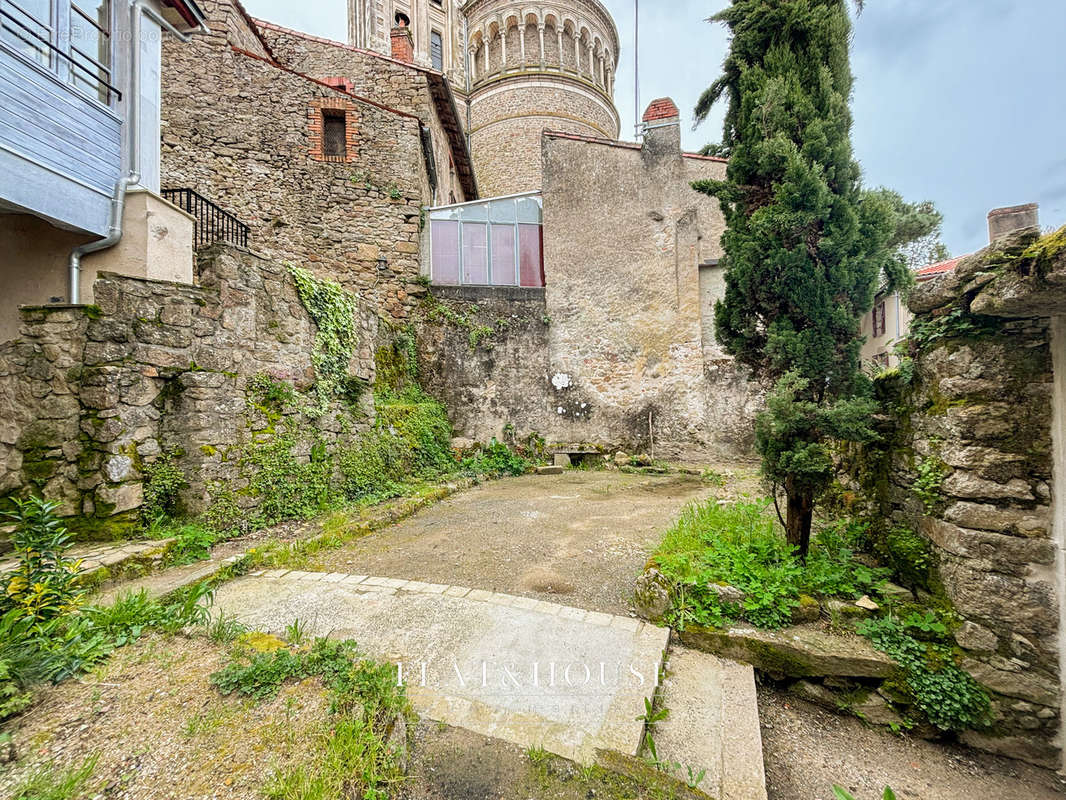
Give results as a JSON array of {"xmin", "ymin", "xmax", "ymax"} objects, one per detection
[
  {"xmin": 212, "ymin": 633, "xmax": 410, "ymax": 799},
  {"xmin": 652, "ymin": 498, "xmax": 889, "ymax": 630},
  {"xmin": 0, "ymin": 498, "xmax": 217, "ymax": 722}
]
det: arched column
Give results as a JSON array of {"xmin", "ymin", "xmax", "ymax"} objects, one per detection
[
  {"xmin": 519, "ymin": 22, "xmax": 527, "ymax": 66},
  {"xmin": 501, "ymin": 25, "xmax": 508, "ymax": 72},
  {"xmin": 538, "ymin": 24, "xmax": 546, "ymax": 68},
  {"xmin": 573, "ymin": 31, "xmax": 582, "ymax": 74}
]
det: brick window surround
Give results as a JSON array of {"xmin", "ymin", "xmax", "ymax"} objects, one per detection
[{"xmin": 309, "ymin": 97, "xmax": 358, "ymax": 162}]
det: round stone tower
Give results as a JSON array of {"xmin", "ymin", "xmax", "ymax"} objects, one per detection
[{"xmin": 463, "ymin": 0, "xmax": 620, "ymax": 197}]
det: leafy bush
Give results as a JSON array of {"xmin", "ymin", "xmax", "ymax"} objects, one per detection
[
  {"xmin": 876, "ymin": 526, "xmax": 933, "ymax": 591},
  {"xmin": 460, "ymin": 438, "xmax": 531, "ymax": 477},
  {"xmin": 141, "ymin": 454, "xmax": 187, "ymax": 524},
  {"xmin": 858, "ymin": 615, "xmax": 990, "ymax": 731},
  {"xmin": 653, "ymin": 501, "xmax": 889, "ymax": 630},
  {"xmin": 2, "ymin": 497, "xmax": 83, "ymax": 622}
]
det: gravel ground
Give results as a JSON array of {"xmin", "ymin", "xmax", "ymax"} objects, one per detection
[
  {"xmin": 0, "ymin": 635, "xmax": 331, "ymax": 799},
  {"xmin": 758, "ymin": 685, "xmax": 1066, "ymax": 800},
  {"xmin": 311, "ymin": 469, "xmax": 750, "ymax": 616}
]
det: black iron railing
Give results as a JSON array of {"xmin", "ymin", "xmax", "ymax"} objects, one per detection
[{"xmin": 162, "ymin": 188, "xmax": 250, "ymax": 250}]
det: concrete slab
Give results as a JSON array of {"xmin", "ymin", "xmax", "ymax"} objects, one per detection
[
  {"xmin": 212, "ymin": 572, "xmax": 670, "ymax": 763},
  {"xmin": 655, "ymin": 646, "xmax": 768, "ymax": 800}
]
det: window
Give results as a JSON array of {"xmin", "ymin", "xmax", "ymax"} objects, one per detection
[
  {"xmin": 322, "ymin": 110, "xmax": 347, "ymax": 160},
  {"xmin": 429, "ymin": 194, "xmax": 545, "ymax": 288},
  {"xmin": 430, "ymin": 29, "xmax": 443, "ymax": 70},
  {"xmin": 0, "ymin": 0, "xmax": 116, "ymax": 103},
  {"xmin": 872, "ymin": 300, "xmax": 887, "ymax": 338}
]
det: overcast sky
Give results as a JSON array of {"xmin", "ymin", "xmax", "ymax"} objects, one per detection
[{"xmin": 242, "ymin": 0, "xmax": 1066, "ymax": 258}]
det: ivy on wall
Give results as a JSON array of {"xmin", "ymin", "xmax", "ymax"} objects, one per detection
[{"xmin": 288, "ymin": 266, "xmax": 360, "ymax": 409}]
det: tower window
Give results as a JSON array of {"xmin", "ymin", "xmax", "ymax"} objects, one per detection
[
  {"xmin": 322, "ymin": 110, "xmax": 347, "ymax": 160},
  {"xmin": 430, "ymin": 30, "xmax": 444, "ymax": 70}
]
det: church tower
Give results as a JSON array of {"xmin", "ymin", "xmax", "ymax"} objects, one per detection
[{"xmin": 347, "ymin": 0, "xmax": 468, "ymax": 85}]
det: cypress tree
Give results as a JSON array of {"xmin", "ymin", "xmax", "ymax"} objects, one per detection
[{"xmin": 693, "ymin": 0, "xmax": 895, "ymax": 556}]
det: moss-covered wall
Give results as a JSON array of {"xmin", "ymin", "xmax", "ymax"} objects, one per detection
[{"xmin": 864, "ymin": 225, "xmax": 1066, "ymax": 768}]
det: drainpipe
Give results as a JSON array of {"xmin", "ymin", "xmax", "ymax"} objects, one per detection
[{"xmin": 67, "ymin": 1, "xmax": 209, "ymax": 304}]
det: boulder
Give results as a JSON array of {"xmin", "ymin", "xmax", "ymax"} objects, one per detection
[
  {"xmin": 613, "ymin": 451, "xmax": 630, "ymax": 465},
  {"xmin": 850, "ymin": 692, "xmax": 903, "ymax": 727},
  {"xmin": 536, "ymin": 465, "xmax": 564, "ymax": 476},
  {"xmin": 634, "ymin": 568, "xmax": 672, "ymax": 622},
  {"xmin": 450, "ymin": 437, "xmax": 478, "ymax": 457},
  {"xmin": 678, "ymin": 624, "xmax": 896, "ymax": 679},
  {"xmin": 791, "ymin": 594, "xmax": 821, "ymax": 624},
  {"xmin": 954, "ymin": 620, "xmax": 998, "ymax": 653},
  {"xmin": 707, "ymin": 582, "xmax": 747, "ymax": 605},
  {"xmin": 553, "ymin": 453, "xmax": 572, "ymax": 468},
  {"xmin": 789, "ymin": 679, "xmax": 840, "ymax": 711}
]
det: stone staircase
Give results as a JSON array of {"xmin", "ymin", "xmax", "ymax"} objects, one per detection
[{"xmin": 655, "ymin": 646, "xmax": 768, "ymax": 800}]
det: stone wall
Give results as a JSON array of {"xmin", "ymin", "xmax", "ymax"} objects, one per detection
[
  {"xmin": 161, "ymin": 0, "xmax": 429, "ymax": 320},
  {"xmin": 255, "ymin": 19, "xmax": 471, "ymax": 205},
  {"xmin": 870, "ymin": 225, "xmax": 1066, "ymax": 767},
  {"xmin": 416, "ymin": 119, "xmax": 759, "ymax": 459},
  {"xmin": 0, "ymin": 245, "xmax": 378, "ymax": 536}
]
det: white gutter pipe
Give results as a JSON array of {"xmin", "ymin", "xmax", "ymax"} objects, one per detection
[{"xmin": 67, "ymin": 1, "xmax": 209, "ymax": 304}]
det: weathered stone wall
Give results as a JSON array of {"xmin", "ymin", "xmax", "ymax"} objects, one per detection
[
  {"xmin": 468, "ymin": 76, "xmax": 619, "ymax": 196},
  {"xmin": 872, "ymin": 226, "xmax": 1066, "ymax": 767},
  {"xmin": 416, "ymin": 125, "xmax": 758, "ymax": 459},
  {"xmin": 255, "ymin": 20, "xmax": 471, "ymax": 206},
  {"xmin": 161, "ymin": 0, "xmax": 429, "ymax": 320},
  {"xmin": 0, "ymin": 245, "xmax": 378, "ymax": 536}
]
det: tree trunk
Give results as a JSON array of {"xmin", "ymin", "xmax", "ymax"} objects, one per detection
[{"xmin": 785, "ymin": 485, "xmax": 815, "ymax": 559}]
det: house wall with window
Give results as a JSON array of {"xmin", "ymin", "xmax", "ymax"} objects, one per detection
[
  {"xmin": 253, "ymin": 16, "xmax": 475, "ymax": 206},
  {"xmin": 160, "ymin": 7, "xmax": 435, "ymax": 319},
  {"xmin": 416, "ymin": 101, "xmax": 760, "ymax": 458},
  {"xmin": 0, "ymin": 0, "xmax": 203, "ymax": 340},
  {"xmin": 859, "ymin": 289, "xmax": 911, "ymax": 369}
]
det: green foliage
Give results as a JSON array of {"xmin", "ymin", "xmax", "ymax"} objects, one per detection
[
  {"xmin": 907, "ymin": 307, "xmax": 1001, "ymax": 353},
  {"xmin": 653, "ymin": 500, "xmax": 888, "ymax": 630},
  {"xmin": 832, "ymin": 787, "xmax": 896, "ymax": 800},
  {"xmin": 913, "ymin": 457, "xmax": 948, "ymax": 514},
  {"xmin": 141, "ymin": 453, "xmax": 187, "ymax": 524},
  {"xmin": 858, "ymin": 615, "xmax": 991, "ymax": 731},
  {"xmin": 876, "ymin": 526, "xmax": 933, "ymax": 590},
  {"xmin": 693, "ymin": 0, "xmax": 898, "ymax": 555},
  {"xmin": 2, "ymin": 497, "xmax": 83, "ymax": 623},
  {"xmin": 145, "ymin": 517, "xmax": 217, "ymax": 565},
  {"xmin": 11, "ymin": 754, "xmax": 99, "ymax": 800},
  {"xmin": 864, "ymin": 187, "xmax": 949, "ymax": 277},
  {"xmin": 82, "ymin": 584, "xmax": 214, "ymax": 648},
  {"xmin": 459, "ymin": 438, "xmax": 531, "ymax": 477},
  {"xmin": 213, "ymin": 637, "xmax": 409, "ymax": 800},
  {"xmin": 288, "ymin": 266, "xmax": 360, "ymax": 408}
]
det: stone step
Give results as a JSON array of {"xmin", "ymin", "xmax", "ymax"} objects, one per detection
[
  {"xmin": 0, "ymin": 538, "xmax": 176, "ymax": 590},
  {"xmin": 211, "ymin": 571, "xmax": 672, "ymax": 765},
  {"xmin": 92, "ymin": 553, "xmax": 246, "ymax": 605},
  {"xmin": 679, "ymin": 624, "xmax": 895, "ymax": 680},
  {"xmin": 654, "ymin": 646, "xmax": 768, "ymax": 800}
]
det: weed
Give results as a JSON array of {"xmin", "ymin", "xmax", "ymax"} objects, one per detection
[
  {"xmin": 11, "ymin": 754, "xmax": 98, "ymax": 800},
  {"xmin": 286, "ymin": 618, "xmax": 309, "ymax": 646},
  {"xmin": 833, "ymin": 787, "xmax": 897, "ymax": 800},
  {"xmin": 141, "ymin": 454, "xmax": 187, "ymax": 524}
]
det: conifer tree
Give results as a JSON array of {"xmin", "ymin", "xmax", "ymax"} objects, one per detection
[{"xmin": 693, "ymin": 0, "xmax": 895, "ymax": 556}]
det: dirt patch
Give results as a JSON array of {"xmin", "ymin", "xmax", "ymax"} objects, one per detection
[
  {"xmin": 758, "ymin": 685, "xmax": 1066, "ymax": 800},
  {"xmin": 0, "ymin": 635, "xmax": 330, "ymax": 799},
  {"xmin": 311, "ymin": 469, "xmax": 756, "ymax": 616}
]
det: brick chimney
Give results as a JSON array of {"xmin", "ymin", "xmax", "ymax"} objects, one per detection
[
  {"xmin": 641, "ymin": 98, "xmax": 681, "ymax": 156},
  {"xmin": 988, "ymin": 203, "xmax": 1039, "ymax": 243},
  {"xmin": 391, "ymin": 25, "xmax": 413, "ymax": 63}
]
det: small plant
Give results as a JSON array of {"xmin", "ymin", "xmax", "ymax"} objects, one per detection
[
  {"xmin": 913, "ymin": 457, "xmax": 948, "ymax": 513},
  {"xmin": 858, "ymin": 615, "xmax": 990, "ymax": 732},
  {"xmin": 2, "ymin": 497, "xmax": 83, "ymax": 623},
  {"xmin": 526, "ymin": 745, "xmax": 550, "ymax": 766},
  {"xmin": 684, "ymin": 765, "xmax": 707, "ymax": 790},
  {"xmin": 460, "ymin": 438, "xmax": 531, "ymax": 477},
  {"xmin": 286, "ymin": 618, "xmax": 308, "ymax": 646},
  {"xmin": 141, "ymin": 453, "xmax": 187, "ymax": 524},
  {"xmin": 832, "ymin": 786, "xmax": 897, "ymax": 800},
  {"xmin": 11, "ymin": 753, "xmax": 99, "ymax": 800}
]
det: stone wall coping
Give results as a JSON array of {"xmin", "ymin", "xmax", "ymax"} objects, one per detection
[{"xmin": 430, "ymin": 285, "xmax": 546, "ymax": 303}]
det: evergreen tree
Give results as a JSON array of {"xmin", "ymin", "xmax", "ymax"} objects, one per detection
[{"xmin": 693, "ymin": 0, "xmax": 894, "ymax": 556}]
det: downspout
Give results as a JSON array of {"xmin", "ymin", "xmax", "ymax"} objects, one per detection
[{"xmin": 67, "ymin": 1, "xmax": 209, "ymax": 304}]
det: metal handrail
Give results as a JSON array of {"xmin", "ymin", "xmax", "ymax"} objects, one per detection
[
  {"xmin": 0, "ymin": 6, "xmax": 122, "ymax": 102},
  {"xmin": 162, "ymin": 188, "xmax": 250, "ymax": 250}
]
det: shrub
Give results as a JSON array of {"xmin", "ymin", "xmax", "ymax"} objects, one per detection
[
  {"xmin": 653, "ymin": 500, "xmax": 889, "ymax": 630},
  {"xmin": 2, "ymin": 497, "xmax": 83, "ymax": 623},
  {"xmin": 141, "ymin": 454, "xmax": 187, "ymax": 524},
  {"xmin": 460, "ymin": 438, "xmax": 531, "ymax": 477}
]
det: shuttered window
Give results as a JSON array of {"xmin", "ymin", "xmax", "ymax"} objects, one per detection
[
  {"xmin": 322, "ymin": 110, "xmax": 347, "ymax": 160},
  {"xmin": 430, "ymin": 30, "xmax": 443, "ymax": 70}
]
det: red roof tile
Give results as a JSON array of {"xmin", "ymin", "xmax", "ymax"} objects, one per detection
[{"xmin": 916, "ymin": 256, "xmax": 963, "ymax": 280}]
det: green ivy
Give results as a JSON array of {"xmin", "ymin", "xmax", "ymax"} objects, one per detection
[
  {"xmin": 913, "ymin": 457, "xmax": 949, "ymax": 514},
  {"xmin": 141, "ymin": 453, "xmax": 187, "ymax": 525},
  {"xmin": 907, "ymin": 308, "xmax": 1001, "ymax": 353},
  {"xmin": 857, "ymin": 615, "xmax": 990, "ymax": 732},
  {"xmin": 288, "ymin": 266, "xmax": 360, "ymax": 409}
]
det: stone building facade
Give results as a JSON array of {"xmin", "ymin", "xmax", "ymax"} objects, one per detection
[
  {"xmin": 863, "ymin": 220, "xmax": 1066, "ymax": 767},
  {"xmin": 160, "ymin": 0, "xmax": 476, "ymax": 320},
  {"xmin": 347, "ymin": 0, "xmax": 621, "ymax": 197},
  {"xmin": 417, "ymin": 101, "xmax": 759, "ymax": 458}
]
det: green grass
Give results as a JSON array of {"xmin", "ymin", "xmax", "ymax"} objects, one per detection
[
  {"xmin": 652, "ymin": 499, "xmax": 890, "ymax": 630},
  {"xmin": 10, "ymin": 754, "xmax": 98, "ymax": 800}
]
